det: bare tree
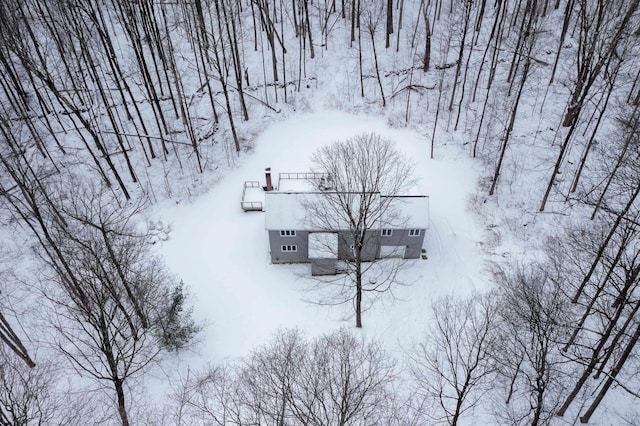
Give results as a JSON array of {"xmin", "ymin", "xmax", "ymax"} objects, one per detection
[
  {"xmin": 552, "ymin": 214, "xmax": 640, "ymax": 421},
  {"xmin": 304, "ymin": 133, "xmax": 416, "ymax": 328},
  {"xmin": 362, "ymin": 1, "xmax": 387, "ymax": 107},
  {"xmin": 491, "ymin": 262, "xmax": 570, "ymax": 426},
  {"xmin": 0, "ymin": 349, "xmax": 55, "ymax": 426},
  {"xmin": 172, "ymin": 328, "xmax": 398, "ymax": 425},
  {"xmin": 560, "ymin": 0, "xmax": 638, "ymax": 128},
  {"xmin": 0, "ymin": 348, "xmax": 95, "ymax": 426},
  {"xmin": 289, "ymin": 328, "xmax": 396, "ymax": 425},
  {"xmin": 238, "ymin": 328, "xmax": 305, "ymax": 425},
  {"xmin": 489, "ymin": 0, "xmax": 542, "ymax": 196},
  {"xmin": 170, "ymin": 364, "xmax": 243, "ymax": 425},
  {"xmin": 409, "ymin": 293, "xmax": 498, "ymax": 425},
  {"xmin": 539, "ymin": 0, "xmax": 639, "ymax": 211},
  {"xmin": 36, "ymin": 181, "xmax": 199, "ymax": 426}
]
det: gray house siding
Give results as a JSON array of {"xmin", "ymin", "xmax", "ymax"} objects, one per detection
[
  {"xmin": 268, "ymin": 230, "xmax": 309, "ymax": 263},
  {"xmin": 383, "ymin": 228, "xmax": 426, "ymax": 259},
  {"xmin": 311, "ymin": 259, "xmax": 338, "ymax": 275},
  {"xmin": 336, "ymin": 230, "xmax": 379, "ymax": 261},
  {"xmin": 268, "ymin": 228, "xmax": 426, "ymax": 264},
  {"xmin": 265, "ymin": 189, "xmax": 428, "ymax": 268}
]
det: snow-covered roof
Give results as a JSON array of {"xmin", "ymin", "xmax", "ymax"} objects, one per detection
[
  {"xmin": 265, "ymin": 192, "xmax": 316, "ymax": 230},
  {"xmin": 265, "ymin": 191, "xmax": 429, "ymax": 231},
  {"xmin": 385, "ymin": 196, "xmax": 430, "ymax": 229}
]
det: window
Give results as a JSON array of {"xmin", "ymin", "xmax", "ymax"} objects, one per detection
[
  {"xmin": 381, "ymin": 229, "xmax": 393, "ymax": 236},
  {"xmin": 409, "ymin": 229, "xmax": 421, "ymax": 236},
  {"xmin": 280, "ymin": 230, "xmax": 296, "ymax": 237},
  {"xmin": 281, "ymin": 245, "xmax": 297, "ymax": 252}
]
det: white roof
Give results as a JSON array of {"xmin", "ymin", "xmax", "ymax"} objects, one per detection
[
  {"xmin": 278, "ymin": 179, "xmax": 314, "ymax": 192},
  {"xmin": 386, "ymin": 196, "xmax": 430, "ymax": 229},
  {"xmin": 265, "ymin": 192, "xmax": 429, "ymax": 230},
  {"xmin": 265, "ymin": 192, "xmax": 316, "ymax": 230}
]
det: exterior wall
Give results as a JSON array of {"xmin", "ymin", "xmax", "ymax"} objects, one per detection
[
  {"xmin": 311, "ymin": 259, "xmax": 338, "ymax": 275},
  {"xmin": 378, "ymin": 228, "xmax": 426, "ymax": 259},
  {"xmin": 268, "ymin": 228, "xmax": 426, "ymax": 264},
  {"xmin": 268, "ymin": 230, "xmax": 309, "ymax": 263},
  {"xmin": 336, "ymin": 230, "xmax": 379, "ymax": 262}
]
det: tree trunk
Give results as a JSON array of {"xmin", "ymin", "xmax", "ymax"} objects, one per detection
[
  {"xmin": 114, "ymin": 377, "xmax": 130, "ymax": 426},
  {"xmin": 0, "ymin": 310, "xmax": 36, "ymax": 368},
  {"xmin": 590, "ymin": 103, "xmax": 640, "ymax": 218},
  {"xmin": 423, "ymin": 10, "xmax": 431, "ymax": 72},
  {"xmin": 447, "ymin": 1, "xmax": 471, "ymax": 113},
  {"xmin": 303, "ymin": 0, "xmax": 315, "ymax": 58},
  {"xmin": 395, "ymin": 0, "xmax": 404, "ymax": 52},
  {"xmin": 489, "ymin": 56, "xmax": 532, "ymax": 195},
  {"xmin": 223, "ymin": 0, "xmax": 250, "ymax": 120},
  {"xmin": 385, "ymin": 0, "xmax": 393, "ymax": 48},
  {"xmin": 369, "ymin": 27, "xmax": 386, "ymax": 107},
  {"xmin": 549, "ymin": 0, "xmax": 574, "ymax": 84},
  {"xmin": 574, "ymin": 184, "xmax": 640, "ymax": 301},
  {"xmin": 355, "ymin": 262, "xmax": 362, "ymax": 328},
  {"xmin": 539, "ymin": 123, "xmax": 579, "ymax": 211},
  {"xmin": 580, "ymin": 320, "xmax": 640, "ymax": 423}
]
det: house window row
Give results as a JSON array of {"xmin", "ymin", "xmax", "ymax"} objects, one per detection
[
  {"xmin": 381, "ymin": 229, "xmax": 422, "ymax": 237},
  {"xmin": 281, "ymin": 245, "xmax": 297, "ymax": 252},
  {"xmin": 280, "ymin": 230, "xmax": 296, "ymax": 237}
]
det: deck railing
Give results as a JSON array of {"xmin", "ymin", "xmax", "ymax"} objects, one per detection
[
  {"xmin": 278, "ymin": 172, "xmax": 325, "ymax": 180},
  {"xmin": 244, "ymin": 181, "xmax": 261, "ymax": 188},
  {"xmin": 241, "ymin": 181, "xmax": 263, "ymax": 211},
  {"xmin": 241, "ymin": 201, "xmax": 263, "ymax": 211}
]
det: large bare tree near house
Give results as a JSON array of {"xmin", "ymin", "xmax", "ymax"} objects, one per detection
[{"xmin": 302, "ymin": 133, "xmax": 415, "ymax": 328}]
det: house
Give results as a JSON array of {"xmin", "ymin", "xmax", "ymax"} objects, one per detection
[{"xmin": 263, "ymin": 170, "xmax": 429, "ymax": 275}]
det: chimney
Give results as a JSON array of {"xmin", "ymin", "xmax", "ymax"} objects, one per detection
[{"xmin": 265, "ymin": 167, "xmax": 273, "ymax": 191}]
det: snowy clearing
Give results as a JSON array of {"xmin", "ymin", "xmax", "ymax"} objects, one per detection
[{"xmin": 155, "ymin": 110, "xmax": 490, "ymax": 364}]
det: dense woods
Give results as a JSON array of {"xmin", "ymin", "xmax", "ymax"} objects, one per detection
[{"xmin": 1, "ymin": 0, "xmax": 640, "ymax": 423}]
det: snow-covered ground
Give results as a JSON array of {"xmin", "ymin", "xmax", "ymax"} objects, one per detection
[{"xmin": 155, "ymin": 109, "xmax": 491, "ymax": 364}]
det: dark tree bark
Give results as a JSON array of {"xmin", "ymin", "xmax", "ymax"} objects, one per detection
[
  {"xmin": 385, "ymin": 0, "xmax": 393, "ymax": 48},
  {"xmin": 0, "ymin": 310, "xmax": 35, "ymax": 368},
  {"xmin": 423, "ymin": 2, "xmax": 431, "ymax": 72}
]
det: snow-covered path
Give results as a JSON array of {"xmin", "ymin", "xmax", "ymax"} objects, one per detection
[{"xmin": 155, "ymin": 110, "xmax": 491, "ymax": 363}]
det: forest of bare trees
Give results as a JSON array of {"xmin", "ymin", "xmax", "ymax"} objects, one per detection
[{"xmin": 1, "ymin": 0, "xmax": 640, "ymax": 423}]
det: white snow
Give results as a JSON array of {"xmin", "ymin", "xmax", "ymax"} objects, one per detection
[
  {"xmin": 264, "ymin": 192, "xmax": 315, "ymax": 230},
  {"xmin": 390, "ymin": 196, "xmax": 431, "ymax": 229},
  {"xmin": 155, "ymin": 110, "xmax": 488, "ymax": 364},
  {"xmin": 308, "ymin": 232, "xmax": 339, "ymax": 259}
]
